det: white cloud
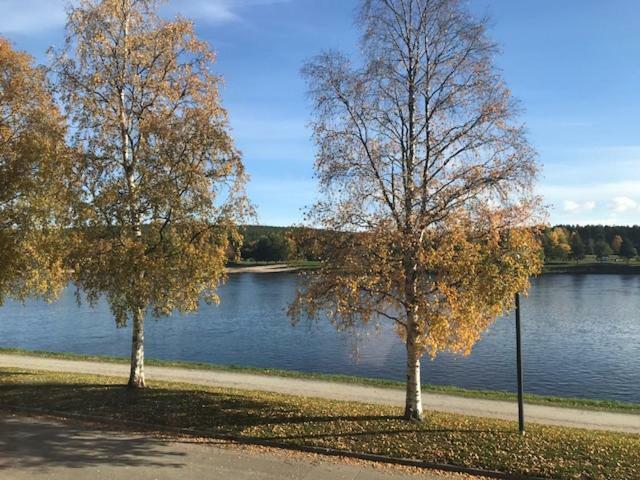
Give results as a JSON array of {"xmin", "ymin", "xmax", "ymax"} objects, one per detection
[
  {"xmin": 609, "ymin": 196, "xmax": 640, "ymax": 213},
  {"xmin": 562, "ymin": 200, "xmax": 596, "ymax": 213},
  {"xmin": 167, "ymin": 0, "xmax": 290, "ymax": 24},
  {"xmin": 0, "ymin": 0, "xmax": 289, "ymax": 34},
  {"xmin": 538, "ymin": 181, "xmax": 640, "ymax": 225},
  {"xmin": 539, "ymin": 181, "xmax": 640, "ymax": 202}
]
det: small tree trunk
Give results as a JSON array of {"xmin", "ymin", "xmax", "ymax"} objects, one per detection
[
  {"xmin": 404, "ymin": 337, "xmax": 423, "ymax": 421},
  {"xmin": 128, "ymin": 308, "xmax": 145, "ymax": 388}
]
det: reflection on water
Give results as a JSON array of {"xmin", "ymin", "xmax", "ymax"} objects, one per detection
[{"xmin": 1, "ymin": 273, "xmax": 639, "ymax": 403}]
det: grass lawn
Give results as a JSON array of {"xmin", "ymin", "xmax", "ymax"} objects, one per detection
[
  {"xmin": 2, "ymin": 347, "xmax": 639, "ymax": 415},
  {"xmin": 0, "ymin": 367, "xmax": 638, "ymax": 480}
]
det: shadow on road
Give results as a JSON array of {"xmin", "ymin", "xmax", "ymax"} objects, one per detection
[{"xmin": 0, "ymin": 416, "xmax": 186, "ymax": 470}]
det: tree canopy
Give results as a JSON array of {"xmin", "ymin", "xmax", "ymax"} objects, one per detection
[
  {"xmin": 569, "ymin": 231, "xmax": 586, "ymax": 261},
  {"xmin": 55, "ymin": 0, "xmax": 248, "ymax": 387},
  {"xmin": 594, "ymin": 240, "xmax": 613, "ymax": 260},
  {"xmin": 620, "ymin": 238, "xmax": 637, "ymax": 261},
  {"xmin": 291, "ymin": 0, "xmax": 543, "ymax": 421},
  {"xmin": 0, "ymin": 37, "xmax": 72, "ymax": 305}
]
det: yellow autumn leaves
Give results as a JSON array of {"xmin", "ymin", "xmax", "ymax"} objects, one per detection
[
  {"xmin": 0, "ymin": 38, "xmax": 72, "ymax": 306},
  {"xmin": 1, "ymin": 0, "xmax": 249, "ymax": 387}
]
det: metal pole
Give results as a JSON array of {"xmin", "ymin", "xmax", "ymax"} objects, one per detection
[{"xmin": 515, "ymin": 292, "xmax": 525, "ymax": 435}]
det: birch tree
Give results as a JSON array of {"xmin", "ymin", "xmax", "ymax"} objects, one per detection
[
  {"xmin": 290, "ymin": 0, "xmax": 543, "ymax": 421},
  {"xmin": 0, "ymin": 37, "xmax": 71, "ymax": 306},
  {"xmin": 55, "ymin": 0, "xmax": 248, "ymax": 388}
]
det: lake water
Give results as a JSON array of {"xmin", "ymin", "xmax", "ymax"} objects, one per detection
[{"xmin": 1, "ymin": 273, "xmax": 639, "ymax": 403}]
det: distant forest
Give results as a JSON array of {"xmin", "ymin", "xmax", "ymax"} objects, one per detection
[
  {"xmin": 238, "ymin": 225, "xmax": 640, "ymax": 263},
  {"xmin": 238, "ymin": 225, "xmax": 293, "ymax": 262},
  {"xmin": 543, "ymin": 225, "xmax": 640, "ymax": 262}
]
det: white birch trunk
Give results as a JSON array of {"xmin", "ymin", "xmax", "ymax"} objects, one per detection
[
  {"xmin": 404, "ymin": 333, "xmax": 423, "ymax": 421},
  {"xmin": 128, "ymin": 307, "xmax": 145, "ymax": 388},
  {"xmin": 117, "ymin": 1, "xmax": 146, "ymax": 390}
]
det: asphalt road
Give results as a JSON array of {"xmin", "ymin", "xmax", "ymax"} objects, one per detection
[{"xmin": 0, "ymin": 415, "xmax": 470, "ymax": 480}]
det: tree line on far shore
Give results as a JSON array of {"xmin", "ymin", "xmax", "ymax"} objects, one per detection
[
  {"xmin": 542, "ymin": 225, "xmax": 639, "ymax": 262},
  {"xmin": 237, "ymin": 226, "xmax": 292, "ymax": 262},
  {"xmin": 238, "ymin": 225, "xmax": 640, "ymax": 264}
]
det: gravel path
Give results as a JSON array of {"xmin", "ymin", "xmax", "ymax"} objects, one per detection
[{"xmin": 0, "ymin": 353, "xmax": 637, "ymax": 434}]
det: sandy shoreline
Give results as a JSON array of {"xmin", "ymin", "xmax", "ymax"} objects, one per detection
[{"xmin": 226, "ymin": 264, "xmax": 301, "ymax": 274}]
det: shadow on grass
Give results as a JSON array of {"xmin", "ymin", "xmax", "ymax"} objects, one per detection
[
  {"xmin": 0, "ymin": 383, "xmax": 284, "ymax": 433},
  {"xmin": 0, "ymin": 380, "xmax": 516, "ymax": 465}
]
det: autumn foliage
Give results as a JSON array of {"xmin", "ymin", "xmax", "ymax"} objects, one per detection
[
  {"xmin": 0, "ymin": 38, "xmax": 72, "ymax": 305},
  {"xmin": 54, "ymin": 0, "xmax": 248, "ymax": 387},
  {"xmin": 291, "ymin": 0, "xmax": 544, "ymax": 420}
]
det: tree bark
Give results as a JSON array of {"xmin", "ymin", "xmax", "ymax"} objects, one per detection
[
  {"xmin": 403, "ymin": 244, "xmax": 423, "ymax": 421},
  {"xmin": 128, "ymin": 308, "xmax": 145, "ymax": 388},
  {"xmin": 404, "ymin": 333, "xmax": 423, "ymax": 421},
  {"xmin": 118, "ymin": 1, "xmax": 146, "ymax": 390}
]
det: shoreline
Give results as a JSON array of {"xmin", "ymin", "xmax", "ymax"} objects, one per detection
[
  {"xmin": 226, "ymin": 261, "xmax": 640, "ymax": 275},
  {"xmin": 225, "ymin": 261, "xmax": 321, "ymax": 274},
  {"xmin": 226, "ymin": 264, "xmax": 301, "ymax": 274},
  {"xmin": 543, "ymin": 261, "xmax": 640, "ymax": 274}
]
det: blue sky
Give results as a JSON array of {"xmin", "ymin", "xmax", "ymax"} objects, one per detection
[{"xmin": 2, "ymin": 0, "xmax": 639, "ymax": 226}]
